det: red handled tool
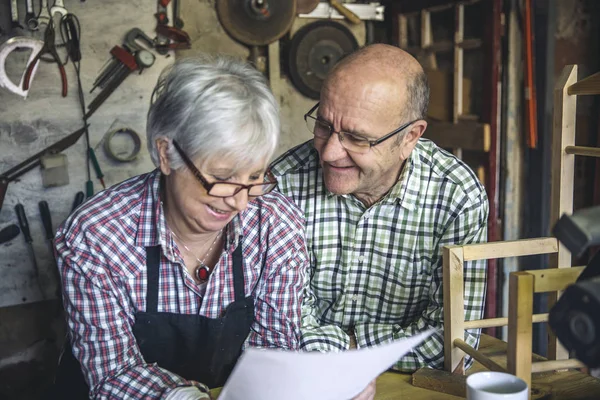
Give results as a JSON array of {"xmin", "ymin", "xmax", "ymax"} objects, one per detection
[{"xmin": 22, "ymin": 18, "xmax": 68, "ymax": 97}]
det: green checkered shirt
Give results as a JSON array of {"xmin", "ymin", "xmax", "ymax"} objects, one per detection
[{"xmin": 270, "ymin": 138, "xmax": 488, "ymax": 372}]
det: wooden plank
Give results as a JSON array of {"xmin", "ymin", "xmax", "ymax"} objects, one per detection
[
  {"xmin": 453, "ymin": 4, "xmax": 464, "ymax": 123},
  {"xmin": 454, "ymin": 338, "xmax": 506, "ymax": 373},
  {"xmin": 532, "ymin": 359, "xmax": 585, "ymax": 373},
  {"xmin": 443, "ymin": 246, "xmax": 465, "ymax": 373},
  {"xmin": 524, "ymin": 266, "xmax": 584, "ymax": 293},
  {"xmin": 464, "ymin": 313, "xmax": 548, "ymax": 329},
  {"xmin": 549, "ymin": 64, "xmax": 578, "ymax": 361},
  {"xmin": 398, "ymin": 14, "xmax": 408, "ymax": 49},
  {"xmin": 461, "ymin": 237, "xmax": 558, "ymax": 261},
  {"xmin": 567, "ymin": 71, "xmax": 600, "ymax": 95},
  {"xmin": 424, "ymin": 121, "xmax": 490, "ymax": 151},
  {"xmin": 565, "ymin": 145, "xmax": 600, "ymax": 157},
  {"xmin": 412, "ymin": 368, "xmax": 467, "ymax": 398},
  {"xmin": 420, "ymin": 10, "xmax": 437, "ymax": 69},
  {"xmin": 507, "ymin": 272, "xmax": 534, "ymax": 392},
  {"xmin": 268, "ymin": 40, "xmax": 281, "ymax": 101}
]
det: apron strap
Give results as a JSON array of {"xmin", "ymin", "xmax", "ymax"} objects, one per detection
[
  {"xmin": 145, "ymin": 246, "xmax": 161, "ymax": 313},
  {"xmin": 232, "ymin": 241, "xmax": 245, "ymax": 302}
]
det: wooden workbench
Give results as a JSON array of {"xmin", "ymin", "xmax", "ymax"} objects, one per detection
[{"xmin": 210, "ymin": 334, "xmax": 600, "ymax": 399}]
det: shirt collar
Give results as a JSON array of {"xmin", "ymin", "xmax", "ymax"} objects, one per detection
[{"xmin": 134, "ymin": 169, "xmax": 244, "ymax": 254}]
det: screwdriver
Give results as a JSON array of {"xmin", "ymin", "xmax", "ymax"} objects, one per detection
[
  {"xmin": 86, "ymin": 147, "xmax": 105, "ymax": 198},
  {"xmin": 39, "ymin": 201, "xmax": 61, "ymax": 299},
  {"xmin": 15, "ymin": 203, "xmax": 45, "ymax": 299},
  {"xmin": 0, "ymin": 224, "xmax": 20, "ymax": 245},
  {"xmin": 71, "ymin": 191, "xmax": 85, "ymax": 212}
]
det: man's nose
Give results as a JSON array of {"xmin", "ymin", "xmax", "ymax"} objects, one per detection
[
  {"xmin": 320, "ymin": 132, "xmax": 348, "ymax": 162},
  {"xmin": 224, "ymin": 188, "xmax": 249, "ymax": 212}
]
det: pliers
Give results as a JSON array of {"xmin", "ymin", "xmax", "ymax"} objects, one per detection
[{"xmin": 23, "ymin": 19, "xmax": 68, "ymax": 97}]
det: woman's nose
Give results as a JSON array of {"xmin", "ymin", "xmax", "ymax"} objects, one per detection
[{"xmin": 224, "ymin": 188, "xmax": 249, "ymax": 212}]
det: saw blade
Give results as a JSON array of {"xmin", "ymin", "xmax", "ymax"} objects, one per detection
[
  {"xmin": 0, "ymin": 37, "xmax": 44, "ymax": 98},
  {"xmin": 287, "ymin": 20, "xmax": 358, "ymax": 99},
  {"xmin": 216, "ymin": 0, "xmax": 297, "ymax": 46}
]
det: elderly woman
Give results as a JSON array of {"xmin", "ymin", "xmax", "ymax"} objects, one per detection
[{"xmin": 52, "ymin": 55, "xmax": 308, "ymax": 399}]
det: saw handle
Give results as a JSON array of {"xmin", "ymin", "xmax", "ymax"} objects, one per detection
[
  {"xmin": 39, "ymin": 201, "xmax": 54, "ymax": 240},
  {"xmin": 15, "ymin": 203, "xmax": 32, "ymax": 244}
]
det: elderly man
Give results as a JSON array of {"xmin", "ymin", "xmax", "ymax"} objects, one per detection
[{"xmin": 271, "ymin": 44, "xmax": 488, "ymax": 388}]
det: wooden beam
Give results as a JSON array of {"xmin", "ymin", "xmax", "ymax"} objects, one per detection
[
  {"xmin": 461, "ymin": 237, "xmax": 558, "ymax": 261},
  {"xmin": 567, "ymin": 71, "xmax": 600, "ymax": 95},
  {"xmin": 424, "ymin": 121, "xmax": 490, "ymax": 152},
  {"xmin": 454, "ymin": 338, "xmax": 506, "ymax": 373},
  {"xmin": 565, "ymin": 145, "xmax": 600, "ymax": 158},
  {"xmin": 453, "ymin": 4, "xmax": 464, "ymax": 123},
  {"xmin": 508, "ymin": 272, "xmax": 534, "ymax": 392},
  {"xmin": 443, "ymin": 246, "xmax": 465, "ymax": 373},
  {"xmin": 532, "ymin": 359, "xmax": 586, "ymax": 373},
  {"xmin": 550, "ymin": 64, "xmax": 578, "ymax": 361},
  {"xmin": 523, "ymin": 266, "xmax": 584, "ymax": 293},
  {"xmin": 464, "ymin": 313, "xmax": 548, "ymax": 329}
]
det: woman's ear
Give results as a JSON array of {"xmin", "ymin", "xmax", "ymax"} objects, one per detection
[{"xmin": 156, "ymin": 138, "xmax": 172, "ymax": 175}]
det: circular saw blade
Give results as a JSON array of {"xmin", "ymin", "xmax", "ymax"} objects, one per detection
[
  {"xmin": 216, "ymin": 0, "xmax": 297, "ymax": 46},
  {"xmin": 297, "ymin": 0, "xmax": 320, "ymax": 14},
  {"xmin": 288, "ymin": 21, "xmax": 358, "ymax": 100}
]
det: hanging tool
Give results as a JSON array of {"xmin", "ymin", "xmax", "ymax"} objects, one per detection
[
  {"xmin": 173, "ymin": 0, "xmax": 183, "ymax": 29},
  {"xmin": 71, "ymin": 191, "xmax": 85, "ymax": 211},
  {"xmin": 0, "ymin": 224, "xmax": 20, "ymax": 245},
  {"xmin": 297, "ymin": 0, "xmax": 320, "ymax": 15},
  {"xmin": 216, "ymin": 0, "xmax": 296, "ymax": 46},
  {"xmin": 523, "ymin": 0, "xmax": 538, "ymax": 149},
  {"xmin": 10, "ymin": 0, "xmax": 23, "ymax": 30},
  {"xmin": 15, "ymin": 203, "xmax": 45, "ymax": 299},
  {"xmin": 39, "ymin": 200, "xmax": 61, "ymax": 298},
  {"xmin": 329, "ymin": 0, "xmax": 361, "ymax": 25},
  {"xmin": 287, "ymin": 20, "xmax": 358, "ymax": 99},
  {"xmin": 0, "ymin": 125, "xmax": 88, "ymax": 212},
  {"xmin": 35, "ymin": 0, "xmax": 51, "ymax": 28},
  {"xmin": 0, "ymin": 37, "xmax": 44, "ymax": 98},
  {"xmin": 87, "ymin": 147, "xmax": 105, "ymax": 196},
  {"xmin": 50, "ymin": 0, "xmax": 67, "ymax": 18},
  {"xmin": 22, "ymin": 18, "xmax": 68, "ymax": 97},
  {"xmin": 25, "ymin": 0, "xmax": 38, "ymax": 30},
  {"xmin": 103, "ymin": 127, "xmax": 142, "ymax": 162},
  {"xmin": 154, "ymin": 25, "xmax": 191, "ymax": 53},
  {"xmin": 86, "ymin": 44, "xmax": 154, "ymax": 119}
]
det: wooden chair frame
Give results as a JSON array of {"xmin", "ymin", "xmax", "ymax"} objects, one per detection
[
  {"xmin": 444, "ymin": 64, "xmax": 600, "ymax": 393},
  {"xmin": 443, "ymin": 238, "xmax": 585, "ymax": 391}
]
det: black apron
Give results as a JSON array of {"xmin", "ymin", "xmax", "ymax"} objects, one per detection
[{"xmin": 49, "ymin": 243, "xmax": 254, "ymax": 399}]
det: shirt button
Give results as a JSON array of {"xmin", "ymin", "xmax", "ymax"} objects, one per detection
[
  {"xmin": 352, "ymin": 295, "xmax": 358, "ymax": 302},
  {"xmin": 358, "ymin": 255, "xmax": 365, "ymax": 263}
]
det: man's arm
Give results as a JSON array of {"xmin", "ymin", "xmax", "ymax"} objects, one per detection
[
  {"xmin": 353, "ymin": 197, "xmax": 488, "ymax": 371},
  {"xmin": 56, "ymin": 230, "xmax": 208, "ymax": 399},
  {"xmin": 246, "ymin": 223, "xmax": 309, "ymax": 350}
]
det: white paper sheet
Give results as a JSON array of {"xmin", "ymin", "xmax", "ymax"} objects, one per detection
[{"xmin": 218, "ymin": 329, "xmax": 436, "ymax": 400}]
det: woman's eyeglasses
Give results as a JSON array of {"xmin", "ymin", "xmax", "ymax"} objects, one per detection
[{"xmin": 172, "ymin": 140, "xmax": 278, "ymax": 198}]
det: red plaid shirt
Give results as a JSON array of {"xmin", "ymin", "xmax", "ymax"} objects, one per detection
[{"xmin": 55, "ymin": 170, "xmax": 309, "ymax": 399}]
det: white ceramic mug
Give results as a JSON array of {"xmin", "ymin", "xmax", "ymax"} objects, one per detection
[{"xmin": 466, "ymin": 371, "xmax": 528, "ymax": 400}]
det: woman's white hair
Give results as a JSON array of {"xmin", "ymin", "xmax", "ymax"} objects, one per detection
[{"xmin": 147, "ymin": 54, "xmax": 280, "ymax": 171}]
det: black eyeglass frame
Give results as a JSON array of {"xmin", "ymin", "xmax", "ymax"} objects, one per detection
[
  {"xmin": 172, "ymin": 140, "xmax": 278, "ymax": 198},
  {"xmin": 304, "ymin": 102, "xmax": 417, "ymax": 150}
]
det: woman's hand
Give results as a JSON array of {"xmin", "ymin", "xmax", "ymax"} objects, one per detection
[{"xmin": 351, "ymin": 379, "xmax": 376, "ymax": 400}]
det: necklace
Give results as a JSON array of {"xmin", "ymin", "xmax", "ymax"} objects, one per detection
[{"xmin": 171, "ymin": 229, "xmax": 223, "ymax": 283}]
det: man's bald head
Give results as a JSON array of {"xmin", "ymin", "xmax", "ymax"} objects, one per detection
[{"xmin": 324, "ymin": 44, "xmax": 429, "ymax": 122}]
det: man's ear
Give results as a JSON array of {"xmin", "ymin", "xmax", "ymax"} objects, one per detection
[
  {"xmin": 399, "ymin": 120, "xmax": 428, "ymax": 159},
  {"xmin": 156, "ymin": 138, "xmax": 172, "ymax": 175}
]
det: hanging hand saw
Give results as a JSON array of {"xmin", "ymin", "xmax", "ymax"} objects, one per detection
[{"xmin": 0, "ymin": 125, "xmax": 88, "ymax": 212}]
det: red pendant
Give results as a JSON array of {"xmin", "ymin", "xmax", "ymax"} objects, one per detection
[{"xmin": 195, "ymin": 265, "xmax": 210, "ymax": 282}]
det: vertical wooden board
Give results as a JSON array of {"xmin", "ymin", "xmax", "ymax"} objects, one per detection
[
  {"xmin": 443, "ymin": 246, "xmax": 465, "ymax": 373},
  {"xmin": 549, "ymin": 64, "xmax": 577, "ymax": 361},
  {"xmin": 508, "ymin": 272, "xmax": 534, "ymax": 393}
]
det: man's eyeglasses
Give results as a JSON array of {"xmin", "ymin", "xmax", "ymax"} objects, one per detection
[
  {"xmin": 172, "ymin": 140, "xmax": 278, "ymax": 198},
  {"xmin": 304, "ymin": 103, "xmax": 416, "ymax": 154}
]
